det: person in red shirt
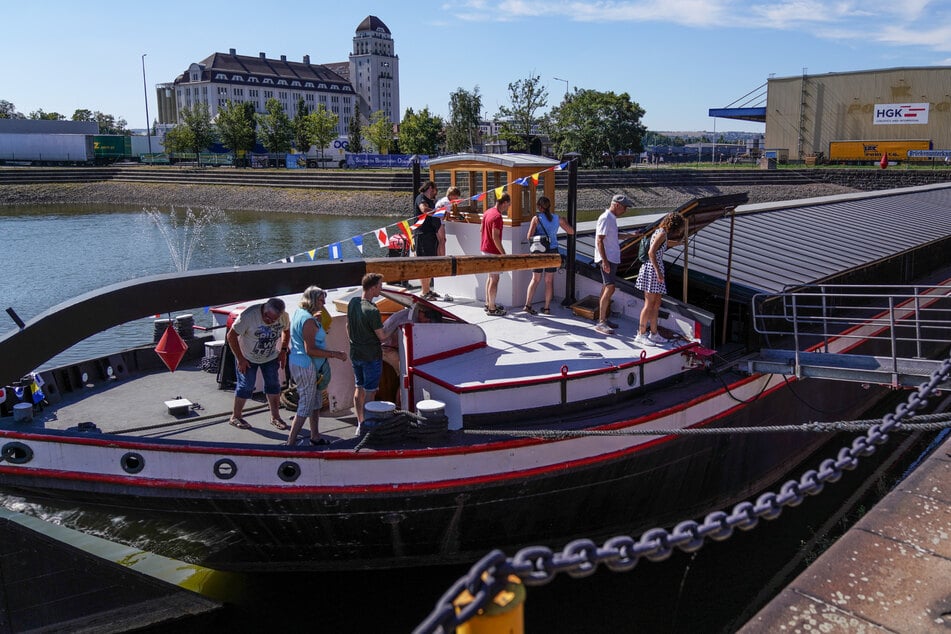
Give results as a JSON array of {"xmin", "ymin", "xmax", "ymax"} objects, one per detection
[{"xmin": 480, "ymin": 193, "xmax": 510, "ymax": 316}]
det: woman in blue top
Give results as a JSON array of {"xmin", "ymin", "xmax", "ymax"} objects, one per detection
[
  {"xmin": 523, "ymin": 196, "xmax": 574, "ymax": 315},
  {"xmin": 286, "ymin": 286, "xmax": 347, "ymax": 446}
]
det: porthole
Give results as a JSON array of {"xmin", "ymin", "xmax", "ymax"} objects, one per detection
[
  {"xmin": 1, "ymin": 442, "xmax": 33, "ymax": 465},
  {"xmin": 213, "ymin": 458, "xmax": 237, "ymax": 480},
  {"xmin": 278, "ymin": 461, "xmax": 301, "ymax": 482},
  {"xmin": 120, "ymin": 452, "xmax": 145, "ymax": 474},
  {"xmin": 627, "ymin": 372, "xmax": 638, "ymax": 387}
]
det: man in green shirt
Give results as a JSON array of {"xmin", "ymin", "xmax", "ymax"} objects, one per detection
[{"xmin": 346, "ymin": 273, "xmax": 387, "ymax": 435}]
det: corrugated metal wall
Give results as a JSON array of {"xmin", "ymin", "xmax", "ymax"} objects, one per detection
[{"xmin": 764, "ymin": 67, "xmax": 951, "ymax": 161}]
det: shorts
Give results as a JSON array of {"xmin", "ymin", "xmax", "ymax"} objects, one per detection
[
  {"xmin": 416, "ymin": 232, "xmax": 438, "ymax": 256},
  {"xmin": 289, "ymin": 362, "xmax": 323, "ymax": 414},
  {"xmin": 533, "ymin": 247, "xmax": 559, "ymax": 273},
  {"xmin": 235, "ymin": 357, "xmax": 281, "ymax": 399},
  {"xmin": 352, "ymin": 358, "xmax": 382, "ymax": 391},
  {"xmin": 481, "ymin": 251, "xmax": 501, "ymax": 278},
  {"xmin": 599, "ymin": 261, "xmax": 618, "ymax": 286}
]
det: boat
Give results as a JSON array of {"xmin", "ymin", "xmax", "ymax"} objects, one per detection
[{"xmin": 0, "ymin": 155, "xmax": 948, "ymax": 572}]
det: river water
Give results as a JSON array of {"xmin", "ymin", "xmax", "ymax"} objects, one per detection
[{"xmin": 0, "ymin": 204, "xmax": 393, "ymax": 369}]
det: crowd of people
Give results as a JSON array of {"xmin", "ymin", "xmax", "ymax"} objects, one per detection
[{"xmin": 223, "ymin": 187, "xmax": 681, "ymax": 442}]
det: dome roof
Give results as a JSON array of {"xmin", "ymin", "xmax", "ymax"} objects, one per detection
[{"xmin": 356, "ymin": 15, "xmax": 390, "ymax": 34}]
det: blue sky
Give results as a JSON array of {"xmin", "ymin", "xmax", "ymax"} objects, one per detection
[{"xmin": 3, "ymin": 1, "xmax": 950, "ymax": 134}]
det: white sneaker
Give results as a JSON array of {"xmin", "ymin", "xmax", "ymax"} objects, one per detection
[
  {"xmin": 649, "ymin": 332, "xmax": 669, "ymax": 344},
  {"xmin": 634, "ymin": 333, "xmax": 651, "ymax": 346},
  {"xmin": 595, "ymin": 322, "xmax": 615, "ymax": 335},
  {"xmin": 354, "ymin": 425, "xmax": 362, "ymax": 437}
]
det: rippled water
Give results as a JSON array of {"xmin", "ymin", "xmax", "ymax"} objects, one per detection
[{"xmin": 0, "ymin": 204, "xmax": 392, "ymax": 369}]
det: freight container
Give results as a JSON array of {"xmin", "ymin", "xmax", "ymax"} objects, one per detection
[
  {"xmin": 0, "ymin": 133, "xmax": 94, "ymax": 165},
  {"xmin": 828, "ymin": 140, "xmax": 932, "ymax": 164}
]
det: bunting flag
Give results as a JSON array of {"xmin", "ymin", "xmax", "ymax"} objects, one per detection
[
  {"xmin": 328, "ymin": 242, "xmax": 342, "ymax": 260},
  {"xmin": 30, "ymin": 380, "xmax": 44, "ymax": 404},
  {"xmin": 494, "ymin": 186, "xmax": 505, "ymax": 199},
  {"xmin": 13, "ymin": 386, "xmax": 24, "ymax": 400},
  {"xmin": 398, "ymin": 220, "xmax": 414, "ymax": 248},
  {"xmin": 203, "ymin": 306, "xmax": 210, "ymax": 313},
  {"xmin": 531, "ymin": 173, "xmax": 540, "ymax": 185},
  {"xmin": 555, "ymin": 162, "xmax": 568, "ymax": 170},
  {"xmin": 473, "ymin": 192, "xmax": 486, "ymax": 202},
  {"xmin": 308, "ymin": 249, "xmax": 316, "ymax": 260},
  {"xmin": 375, "ymin": 228, "xmax": 388, "ymax": 248},
  {"xmin": 0, "ymin": 387, "xmax": 5, "ymax": 405},
  {"xmin": 352, "ymin": 235, "xmax": 364, "ymax": 254},
  {"xmin": 279, "ymin": 257, "xmax": 290, "ymax": 263},
  {"xmin": 31, "ymin": 373, "xmax": 44, "ymax": 388},
  {"xmin": 513, "ymin": 176, "xmax": 529, "ymax": 186}
]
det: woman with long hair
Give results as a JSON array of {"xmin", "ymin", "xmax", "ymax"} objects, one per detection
[
  {"xmin": 635, "ymin": 212, "xmax": 685, "ymax": 345},
  {"xmin": 523, "ymin": 196, "xmax": 574, "ymax": 314}
]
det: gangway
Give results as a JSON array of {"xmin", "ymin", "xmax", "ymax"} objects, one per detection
[{"xmin": 747, "ymin": 283, "xmax": 951, "ymax": 388}]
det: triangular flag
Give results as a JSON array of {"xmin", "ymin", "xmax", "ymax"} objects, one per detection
[
  {"xmin": 320, "ymin": 306, "xmax": 333, "ymax": 332},
  {"xmin": 328, "ymin": 242, "xmax": 342, "ymax": 260},
  {"xmin": 531, "ymin": 173, "xmax": 540, "ymax": 185},
  {"xmin": 375, "ymin": 228, "xmax": 388, "ymax": 248},
  {"xmin": 494, "ymin": 186, "xmax": 505, "ymax": 199},
  {"xmin": 513, "ymin": 176, "xmax": 529, "ymax": 186},
  {"xmin": 0, "ymin": 387, "xmax": 6, "ymax": 405},
  {"xmin": 473, "ymin": 192, "xmax": 486, "ymax": 202},
  {"xmin": 31, "ymin": 380, "xmax": 45, "ymax": 404},
  {"xmin": 352, "ymin": 235, "xmax": 364, "ymax": 254},
  {"xmin": 555, "ymin": 162, "xmax": 568, "ymax": 170},
  {"xmin": 308, "ymin": 249, "xmax": 316, "ymax": 260},
  {"xmin": 399, "ymin": 220, "xmax": 414, "ymax": 249}
]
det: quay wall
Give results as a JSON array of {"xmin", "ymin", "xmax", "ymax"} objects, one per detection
[{"xmin": 0, "ymin": 166, "xmax": 949, "ymax": 216}]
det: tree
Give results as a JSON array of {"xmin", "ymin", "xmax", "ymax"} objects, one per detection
[
  {"xmin": 162, "ymin": 124, "xmax": 195, "ymax": 155},
  {"xmin": 446, "ymin": 87, "xmax": 482, "ymax": 153},
  {"xmin": 348, "ymin": 103, "xmax": 364, "ymax": 154},
  {"xmin": 496, "ymin": 74, "xmax": 548, "ymax": 154},
  {"xmin": 292, "ymin": 98, "xmax": 313, "ymax": 153},
  {"xmin": 216, "ymin": 100, "xmax": 257, "ymax": 166},
  {"xmin": 399, "ymin": 107, "xmax": 443, "ymax": 155},
  {"xmin": 29, "ymin": 109, "xmax": 65, "ymax": 120},
  {"xmin": 306, "ymin": 104, "xmax": 339, "ymax": 166},
  {"xmin": 94, "ymin": 111, "xmax": 128, "ymax": 135},
  {"xmin": 71, "ymin": 109, "xmax": 94, "ymax": 122},
  {"xmin": 365, "ymin": 110, "xmax": 394, "ymax": 154},
  {"xmin": 163, "ymin": 104, "xmax": 216, "ymax": 162},
  {"xmin": 548, "ymin": 89, "xmax": 646, "ymax": 168},
  {"xmin": 0, "ymin": 100, "xmax": 24, "ymax": 119},
  {"xmin": 257, "ymin": 98, "xmax": 293, "ymax": 154}
]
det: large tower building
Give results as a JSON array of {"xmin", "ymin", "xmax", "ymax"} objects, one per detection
[{"xmin": 155, "ymin": 15, "xmax": 399, "ymax": 140}]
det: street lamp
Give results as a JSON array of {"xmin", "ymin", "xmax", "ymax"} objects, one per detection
[
  {"xmin": 141, "ymin": 53, "xmax": 152, "ymax": 159},
  {"xmin": 553, "ymin": 77, "xmax": 568, "ymax": 97}
]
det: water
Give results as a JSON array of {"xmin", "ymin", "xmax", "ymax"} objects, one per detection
[{"xmin": 0, "ymin": 204, "xmax": 393, "ymax": 369}]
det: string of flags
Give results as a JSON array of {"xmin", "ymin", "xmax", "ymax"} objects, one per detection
[{"xmin": 272, "ymin": 161, "xmax": 569, "ymax": 264}]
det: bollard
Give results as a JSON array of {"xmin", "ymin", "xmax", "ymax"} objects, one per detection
[{"xmin": 453, "ymin": 574, "xmax": 525, "ymax": 634}]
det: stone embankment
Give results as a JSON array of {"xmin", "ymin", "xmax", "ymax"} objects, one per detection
[{"xmin": 0, "ymin": 180, "xmax": 857, "ymax": 216}]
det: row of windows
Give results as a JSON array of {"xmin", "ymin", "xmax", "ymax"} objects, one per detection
[{"xmin": 204, "ymin": 73, "xmax": 351, "ymax": 92}]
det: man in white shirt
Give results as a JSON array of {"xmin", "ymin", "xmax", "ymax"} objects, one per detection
[{"xmin": 593, "ymin": 194, "xmax": 635, "ymax": 334}]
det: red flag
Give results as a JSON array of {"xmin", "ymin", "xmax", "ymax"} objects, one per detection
[{"xmin": 880, "ymin": 152, "xmax": 888, "ymax": 169}]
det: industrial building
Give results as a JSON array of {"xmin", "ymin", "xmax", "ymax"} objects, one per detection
[
  {"xmin": 712, "ymin": 66, "xmax": 951, "ymax": 163},
  {"xmin": 155, "ymin": 15, "xmax": 399, "ymax": 139}
]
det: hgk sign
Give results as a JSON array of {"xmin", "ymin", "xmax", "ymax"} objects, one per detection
[{"xmin": 873, "ymin": 103, "xmax": 929, "ymax": 125}]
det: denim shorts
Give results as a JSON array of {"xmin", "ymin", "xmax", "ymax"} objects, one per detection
[
  {"xmin": 600, "ymin": 261, "xmax": 618, "ymax": 286},
  {"xmin": 352, "ymin": 358, "xmax": 382, "ymax": 391},
  {"xmin": 235, "ymin": 357, "xmax": 281, "ymax": 399}
]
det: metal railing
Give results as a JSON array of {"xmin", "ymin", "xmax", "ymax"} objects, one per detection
[{"xmin": 751, "ymin": 283, "xmax": 951, "ymax": 373}]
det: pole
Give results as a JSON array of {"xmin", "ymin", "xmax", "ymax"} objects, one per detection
[
  {"xmin": 553, "ymin": 77, "xmax": 568, "ymax": 98},
  {"xmin": 141, "ymin": 53, "xmax": 152, "ymax": 159},
  {"xmin": 562, "ymin": 154, "xmax": 580, "ymax": 306}
]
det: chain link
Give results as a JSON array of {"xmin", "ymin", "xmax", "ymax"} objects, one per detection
[{"xmin": 415, "ymin": 354, "xmax": 951, "ymax": 634}]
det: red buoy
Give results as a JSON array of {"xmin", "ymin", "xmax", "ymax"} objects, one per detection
[{"xmin": 155, "ymin": 323, "xmax": 187, "ymax": 372}]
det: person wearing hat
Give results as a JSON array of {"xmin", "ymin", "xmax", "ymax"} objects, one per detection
[{"xmin": 593, "ymin": 194, "xmax": 635, "ymax": 334}]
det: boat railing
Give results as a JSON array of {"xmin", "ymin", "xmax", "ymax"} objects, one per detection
[{"xmin": 749, "ymin": 283, "xmax": 951, "ymax": 386}]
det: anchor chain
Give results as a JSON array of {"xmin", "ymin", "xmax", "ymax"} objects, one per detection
[{"xmin": 414, "ymin": 354, "xmax": 951, "ymax": 634}]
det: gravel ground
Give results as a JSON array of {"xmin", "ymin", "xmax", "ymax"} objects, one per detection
[{"xmin": 0, "ymin": 181, "xmax": 857, "ymax": 215}]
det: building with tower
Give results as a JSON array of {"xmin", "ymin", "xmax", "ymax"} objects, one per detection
[{"xmin": 155, "ymin": 15, "xmax": 399, "ymax": 147}]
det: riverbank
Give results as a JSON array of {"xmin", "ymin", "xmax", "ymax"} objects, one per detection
[{"xmin": 0, "ymin": 181, "xmax": 858, "ymax": 215}]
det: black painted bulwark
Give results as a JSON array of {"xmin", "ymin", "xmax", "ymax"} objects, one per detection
[{"xmin": 0, "ymin": 254, "xmax": 558, "ymax": 386}]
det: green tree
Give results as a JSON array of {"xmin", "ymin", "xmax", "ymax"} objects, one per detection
[
  {"xmin": 496, "ymin": 74, "xmax": 547, "ymax": 154},
  {"xmin": 162, "ymin": 124, "xmax": 195, "ymax": 155},
  {"xmin": 181, "ymin": 103, "xmax": 216, "ymax": 153},
  {"xmin": 306, "ymin": 104, "xmax": 339, "ymax": 166},
  {"xmin": 293, "ymin": 98, "xmax": 313, "ymax": 153},
  {"xmin": 29, "ymin": 109, "xmax": 65, "ymax": 120},
  {"xmin": 216, "ymin": 100, "xmax": 257, "ymax": 166},
  {"xmin": 0, "ymin": 100, "xmax": 24, "ymax": 119},
  {"xmin": 399, "ymin": 107, "xmax": 443, "ymax": 155},
  {"xmin": 348, "ymin": 103, "xmax": 364, "ymax": 154},
  {"xmin": 71, "ymin": 109, "xmax": 94, "ymax": 122},
  {"xmin": 446, "ymin": 87, "xmax": 482, "ymax": 153},
  {"xmin": 548, "ymin": 89, "xmax": 646, "ymax": 168},
  {"xmin": 365, "ymin": 110, "xmax": 394, "ymax": 154},
  {"xmin": 93, "ymin": 111, "xmax": 128, "ymax": 135},
  {"xmin": 257, "ymin": 98, "xmax": 293, "ymax": 153}
]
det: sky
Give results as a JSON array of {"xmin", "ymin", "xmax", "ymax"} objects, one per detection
[{"xmin": 3, "ymin": 1, "xmax": 950, "ymax": 134}]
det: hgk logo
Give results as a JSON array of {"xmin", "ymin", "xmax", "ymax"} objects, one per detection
[{"xmin": 876, "ymin": 108, "xmax": 904, "ymax": 118}]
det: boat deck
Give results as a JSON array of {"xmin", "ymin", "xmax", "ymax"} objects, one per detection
[{"xmin": 5, "ymin": 294, "xmax": 700, "ymax": 450}]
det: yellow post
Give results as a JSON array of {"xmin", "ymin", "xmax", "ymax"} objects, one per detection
[{"xmin": 453, "ymin": 574, "xmax": 526, "ymax": 634}]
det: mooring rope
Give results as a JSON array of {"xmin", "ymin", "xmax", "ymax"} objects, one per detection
[{"xmin": 462, "ymin": 412, "xmax": 951, "ymax": 439}]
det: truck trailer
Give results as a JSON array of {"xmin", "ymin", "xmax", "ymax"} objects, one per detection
[
  {"xmin": 828, "ymin": 139, "xmax": 932, "ymax": 164},
  {"xmin": 0, "ymin": 133, "xmax": 94, "ymax": 165}
]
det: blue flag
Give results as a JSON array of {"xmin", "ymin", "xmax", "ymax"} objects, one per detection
[{"xmin": 328, "ymin": 242, "xmax": 342, "ymax": 260}]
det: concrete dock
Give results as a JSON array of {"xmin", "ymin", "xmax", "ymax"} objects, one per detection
[{"xmin": 740, "ymin": 432, "xmax": 951, "ymax": 632}]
